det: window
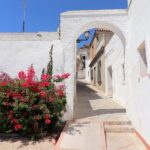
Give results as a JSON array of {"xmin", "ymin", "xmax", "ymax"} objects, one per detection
[
  {"xmin": 97, "ymin": 61, "xmax": 102, "ymax": 84},
  {"xmin": 138, "ymin": 41, "xmax": 147, "ymax": 78}
]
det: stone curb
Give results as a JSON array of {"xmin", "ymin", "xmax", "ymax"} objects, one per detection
[
  {"xmin": 54, "ymin": 121, "xmax": 70, "ymax": 150},
  {"xmin": 135, "ymin": 131, "xmax": 150, "ymax": 150}
]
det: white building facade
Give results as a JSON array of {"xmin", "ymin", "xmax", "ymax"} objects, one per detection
[
  {"xmin": 59, "ymin": 0, "xmax": 150, "ymax": 145},
  {"xmin": 0, "ymin": 32, "xmax": 59, "ymax": 78}
]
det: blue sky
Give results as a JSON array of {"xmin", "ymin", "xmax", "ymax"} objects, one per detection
[{"xmin": 0, "ymin": 0, "xmax": 127, "ymax": 32}]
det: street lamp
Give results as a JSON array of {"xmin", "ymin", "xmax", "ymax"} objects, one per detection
[{"xmin": 77, "ymin": 31, "xmax": 90, "ymax": 43}]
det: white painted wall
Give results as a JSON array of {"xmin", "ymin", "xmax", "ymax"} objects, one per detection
[
  {"xmin": 0, "ymin": 41, "xmax": 51, "ymax": 78},
  {"xmin": 0, "ymin": 32, "xmax": 58, "ymax": 79},
  {"xmin": 126, "ymin": 0, "xmax": 150, "ymax": 144},
  {"xmin": 104, "ymin": 0, "xmax": 150, "ymax": 144},
  {"xmin": 85, "ymin": 59, "xmax": 91, "ymax": 82},
  {"xmin": 105, "ymin": 34, "xmax": 128, "ymax": 106},
  {"xmin": 52, "ymin": 40, "xmax": 64, "ymax": 75},
  {"xmin": 90, "ymin": 53, "xmax": 106, "ymax": 92}
]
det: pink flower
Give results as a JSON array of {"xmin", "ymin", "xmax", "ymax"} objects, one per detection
[
  {"xmin": 58, "ymin": 84, "xmax": 65, "ymax": 89},
  {"xmin": 1, "ymin": 81, "xmax": 7, "ymax": 86},
  {"xmin": 54, "ymin": 74, "xmax": 61, "ymax": 79},
  {"xmin": 40, "ymin": 81, "xmax": 50, "ymax": 87},
  {"xmin": 45, "ymin": 119, "xmax": 51, "ymax": 125},
  {"xmin": 54, "ymin": 73, "xmax": 70, "ymax": 80},
  {"xmin": 21, "ymin": 82, "xmax": 30, "ymax": 88},
  {"xmin": 14, "ymin": 124, "xmax": 22, "ymax": 131},
  {"xmin": 12, "ymin": 93, "xmax": 22, "ymax": 99},
  {"xmin": 62, "ymin": 73, "xmax": 71, "ymax": 79},
  {"xmin": 42, "ymin": 74, "xmax": 50, "ymax": 81},
  {"xmin": 39, "ymin": 91, "xmax": 47, "ymax": 98},
  {"xmin": 0, "ymin": 72, "xmax": 11, "ymax": 81},
  {"xmin": 26, "ymin": 65, "xmax": 35, "ymax": 82},
  {"xmin": 57, "ymin": 90, "xmax": 64, "ymax": 97},
  {"xmin": 18, "ymin": 71, "xmax": 26, "ymax": 80}
]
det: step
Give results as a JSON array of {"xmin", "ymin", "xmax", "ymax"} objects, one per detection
[
  {"xmin": 104, "ymin": 125, "xmax": 135, "ymax": 133},
  {"xmin": 104, "ymin": 120, "xmax": 132, "ymax": 126},
  {"xmin": 106, "ymin": 132, "xmax": 147, "ymax": 150}
]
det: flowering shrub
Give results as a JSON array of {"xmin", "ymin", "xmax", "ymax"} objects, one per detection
[{"xmin": 0, "ymin": 65, "xmax": 70, "ymax": 139}]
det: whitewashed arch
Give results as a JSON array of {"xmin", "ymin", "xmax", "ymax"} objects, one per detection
[
  {"xmin": 60, "ymin": 10, "xmax": 128, "ymax": 120},
  {"xmin": 74, "ymin": 21, "xmax": 126, "ymax": 48}
]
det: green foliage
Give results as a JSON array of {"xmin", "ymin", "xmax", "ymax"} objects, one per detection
[{"xmin": 0, "ymin": 65, "xmax": 70, "ymax": 140}]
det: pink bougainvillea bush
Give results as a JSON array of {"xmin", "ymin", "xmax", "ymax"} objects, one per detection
[{"xmin": 0, "ymin": 65, "xmax": 70, "ymax": 139}]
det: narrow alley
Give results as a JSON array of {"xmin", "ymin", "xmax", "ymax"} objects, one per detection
[{"xmin": 57, "ymin": 80, "xmax": 147, "ymax": 150}]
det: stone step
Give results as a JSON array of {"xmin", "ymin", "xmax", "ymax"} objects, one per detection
[
  {"xmin": 104, "ymin": 120, "xmax": 132, "ymax": 126},
  {"xmin": 104, "ymin": 125, "xmax": 135, "ymax": 133},
  {"xmin": 106, "ymin": 132, "xmax": 148, "ymax": 150}
]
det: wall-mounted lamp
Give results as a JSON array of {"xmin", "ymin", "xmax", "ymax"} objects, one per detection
[{"xmin": 77, "ymin": 31, "xmax": 90, "ymax": 43}]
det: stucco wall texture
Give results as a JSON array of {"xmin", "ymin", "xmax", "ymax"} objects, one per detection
[
  {"xmin": 126, "ymin": 0, "xmax": 150, "ymax": 144},
  {"xmin": 0, "ymin": 32, "xmax": 58, "ymax": 78}
]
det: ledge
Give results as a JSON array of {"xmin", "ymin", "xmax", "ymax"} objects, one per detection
[
  {"xmin": 61, "ymin": 9, "xmax": 127, "ymax": 17},
  {"xmin": 0, "ymin": 32, "xmax": 58, "ymax": 41}
]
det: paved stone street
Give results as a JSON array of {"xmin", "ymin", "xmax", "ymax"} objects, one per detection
[
  {"xmin": 58, "ymin": 80, "xmax": 147, "ymax": 150},
  {"xmin": 0, "ymin": 137, "xmax": 55, "ymax": 150},
  {"xmin": 75, "ymin": 80, "xmax": 128, "ymax": 121}
]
